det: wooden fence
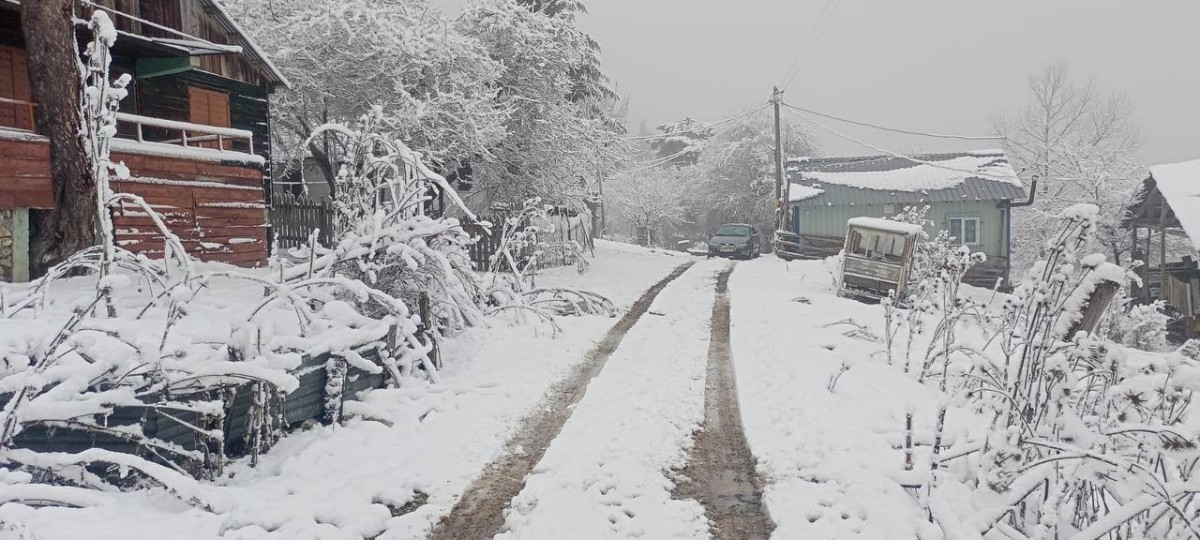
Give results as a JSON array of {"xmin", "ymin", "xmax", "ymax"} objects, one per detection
[
  {"xmin": 268, "ymin": 197, "xmax": 594, "ymax": 272},
  {"xmin": 270, "ymin": 194, "xmax": 334, "ymax": 249},
  {"xmin": 462, "ymin": 210, "xmax": 593, "ymax": 272}
]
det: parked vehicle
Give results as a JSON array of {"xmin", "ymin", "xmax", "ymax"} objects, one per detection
[
  {"xmin": 838, "ymin": 217, "xmax": 922, "ymax": 300},
  {"xmin": 707, "ymin": 224, "xmax": 762, "ymax": 259}
]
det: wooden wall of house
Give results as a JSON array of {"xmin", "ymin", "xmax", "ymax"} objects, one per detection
[
  {"xmin": 110, "ymin": 150, "xmax": 268, "ymax": 267},
  {"xmin": 0, "ymin": 135, "xmax": 54, "ymax": 209},
  {"xmin": 0, "ymin": 135, "xmax": 266, "ymax": 267},
  {"xmin": 135, "ymin": 70, "xmax": 271, "ymax": 165}
]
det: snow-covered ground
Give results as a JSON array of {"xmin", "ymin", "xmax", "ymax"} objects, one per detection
[
  {"xmin": 728, "ymin": 256, "xmax": 983, "ymax": 540},
  {"xmin": 0, "ymin": 241, "xmax": 687, "ymax": 540},
  {"xmin": 7, "ymin": 243, "xmax": 1179, "ymax": 539},
  {"xmin": 496, "ymin": 259, "xmax": 728, "ymax": 540}
]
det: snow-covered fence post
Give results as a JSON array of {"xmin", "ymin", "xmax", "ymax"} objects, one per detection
[
  {"xmin": 882, "ymin": 290, "xmax": 898, "ymax": 365},
  {"xmin": 324, "ymin": 357, "xmax": 348, "ymax": 425},
  {"xmin": 903, "ymin": 412, "xmax": 914, "ymax": 472},
  {"xmin": 1067, "ymin": 275, "xmax": 1121, "ymax": 337}
]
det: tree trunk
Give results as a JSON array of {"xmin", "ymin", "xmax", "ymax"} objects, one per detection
[{"xmin": 21, "ymin": 0, "xmax": 95, "ymax": 277}]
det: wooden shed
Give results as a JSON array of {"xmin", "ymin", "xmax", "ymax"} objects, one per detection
[{"xmin": 1124, "ymin": 159, "xmax": 1200, "ymax": 337}]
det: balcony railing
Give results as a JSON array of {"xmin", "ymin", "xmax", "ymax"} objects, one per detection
[
  {"xmin": 116, "ymin": 112, "xmax": 254, "ymax": 153},
  {"xmin": 0, "ymin": 98, "xmax": 253, "ymax": 154}
]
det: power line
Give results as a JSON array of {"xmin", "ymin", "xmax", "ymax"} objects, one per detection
[
  {"xmin": 781, "ymin": 0, "xmax": 836, "ymax": 91},
  {"xmin": 782, "ymin": 102, "xmax": 1005, "ymax": 141},
  {"xmin": 782, "ymin": 106, "xmax": 1021, "ymax": 184},
  {"xmin": 621, "ymin": 114, "xmax": 753, "ymax": 173},
  {"xmin": 622, "ymin": 104, "xmax": 771, "ymax": 142}
]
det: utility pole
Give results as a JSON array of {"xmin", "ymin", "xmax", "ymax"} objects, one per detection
[{"xmin": 772, "ymin": 86, "xmax": 785, "ymax": 233}]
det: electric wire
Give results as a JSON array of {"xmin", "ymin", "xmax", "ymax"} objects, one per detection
[
  {"xmin": 781, "ymin": 106, "xmax": 1022, "ymax": 184},
  {"xmin": 781, "ymin": 0, "xmax": 836, "ymax": 91},
  {"xmin": 621, "ymin": 109, "xmax": 770, "ymax": 173},
  {"xmin": 782, "ymin": 102, "xmax": 1006, "ymax": 141},
  {"xmin": 621, "ymin": 104, "xmax": 771, "ymax": 141}
]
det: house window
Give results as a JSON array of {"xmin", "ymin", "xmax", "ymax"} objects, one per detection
[
  {"xmin": 0, "ymin": 46, "xmax": 34, "ymax": 131},
  {"xmin": 949, "ymin": 217, "xmax": 981, "ymax": 246}
]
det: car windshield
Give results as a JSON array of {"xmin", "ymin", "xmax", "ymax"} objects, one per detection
[{"xmin": 715, "ymin": 225, "xmax": 750, "ymax": 237}]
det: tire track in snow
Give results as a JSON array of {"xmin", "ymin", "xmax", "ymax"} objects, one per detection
[
  {"xmin": 673, "ymin": 264, "xmax": 775, "ymax": 540},
  {"xmin": 427, "ymin": 261, "xmax": 696, "ymax": 540}
]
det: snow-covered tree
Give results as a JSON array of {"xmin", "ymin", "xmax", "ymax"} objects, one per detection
[
  {"xmin": 688, "ymin": 113, "xmax": 815, "ymax": 235},
  {"xmin": 457, "ymin": 0, "xmax": 625, "ymax": 211},
  {"xmin": 606, "ymin": 167, "xmax": 689, "ymax": 247},
  {"xmin": 997, "ymin": 61, "xmax": 1144, "ymax": 274},
  {"xmin": 648, "ymin": 117, "xmax": 715, "ymax": 167},
  {"xmin": 227, "ymin": 0, "xmax": 508, "ymax": 195}
]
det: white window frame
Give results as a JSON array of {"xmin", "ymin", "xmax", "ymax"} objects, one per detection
[{"xmin": 948, "ymin": 217, "xmax": 982, "ymax": 246}]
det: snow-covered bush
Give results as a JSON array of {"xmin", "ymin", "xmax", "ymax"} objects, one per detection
[
  {"xmin": 480, "ymin": 199, "xmax": 613, "ymax": 326},
  {"xmin": 0, "ymin": 16, "xmax": 444, "ymax": 507},
  {"xmin": 1099, "ymin": 290, "xmax": 1172, "ymax": 352},
  {"xmin": 880, "ymin": 206, "xmax": 987, "ymax": 379},
  {"xmin": 290, "ymin": 110, "xmax": 487, "ymax": 335},
  {"xmin": 925, "ymin": 204, "xmax": 1200, "ymax": 538}
]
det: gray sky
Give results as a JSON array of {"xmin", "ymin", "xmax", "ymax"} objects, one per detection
[{"xmin": 433, "ymin": 0, "xmax": 1200, "ymax": 164}]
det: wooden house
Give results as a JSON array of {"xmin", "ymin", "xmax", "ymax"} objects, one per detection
[
  {"xmin": 778, "ymin": 150, "xmax": 1029, "ymax": 288},
  {"xmin": 1124, "ymin": 159, "xmax": 1200, "ymax": 338},
  {"xmin": 0, "ymin": 0, "xmax": 288, "ymax": 281}
]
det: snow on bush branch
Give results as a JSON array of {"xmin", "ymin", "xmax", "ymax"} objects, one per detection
[
  {"xmin": 879, "ymin": 203, "xmax": 1200, "ymax": 538},
  {"xmin": 0, "ymin": 14, "xmax": 444, "ymax": 508}
]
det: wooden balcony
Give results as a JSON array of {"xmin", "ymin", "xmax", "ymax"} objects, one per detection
[{"xmin": 0, "ymin": 105, "xmax": 269, "ymax": 268}]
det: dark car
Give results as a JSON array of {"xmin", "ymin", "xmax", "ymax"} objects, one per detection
[{"xmin": 707, "ymin": 224, "xmax": 762, "ymax": 259}]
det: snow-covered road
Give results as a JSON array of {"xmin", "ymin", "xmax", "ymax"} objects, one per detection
[
  {"xmin": 3, "ymin": 246, "xmax": 965, "ymax": 540},
  {"xmin": 492, "ymin": 259, "xmax": 727, "ymax": 540}
]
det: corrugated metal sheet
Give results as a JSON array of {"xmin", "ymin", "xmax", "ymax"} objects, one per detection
[{"xmin": 788, "ymin": 152, "xmax": 1026, "ymax": 209}]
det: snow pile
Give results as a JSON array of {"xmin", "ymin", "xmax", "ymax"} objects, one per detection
[
  {"xmin": 799, "ymin": 150, "xmax": 1022, "ymax": 192},
  {"xmin": 1148, "ymin": 158, "xmax": 1200, "ymax": 250}
]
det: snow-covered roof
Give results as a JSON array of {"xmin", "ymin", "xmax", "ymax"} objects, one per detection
[
  {"xmin": 846, "ymin": 217, "xmax": 924, "ymax": 236},
  {"xmin": 786, "ymin": 150, "xmax": 1026, "ymax": 208},
  {"xmin": 1149, "ymin": 159, "xmax": 1200, "ymax": 250},
  {"xmin": 788, "ymin": 183, "xmax": 825, "ymax": 202}
]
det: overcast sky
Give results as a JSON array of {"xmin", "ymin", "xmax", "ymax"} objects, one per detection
[{"xmin": 433, "ymin": 0, "xmax": 1199, "ymax": 164}]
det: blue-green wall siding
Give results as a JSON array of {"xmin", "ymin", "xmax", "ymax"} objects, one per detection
[{"xmin": 789, "ymin": 200, "xmax": 1009, "ymax": 258}]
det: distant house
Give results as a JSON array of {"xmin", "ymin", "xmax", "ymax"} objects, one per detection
[
  {"xmin": 781, "ymin": 150, "xmax": 1028, "ymax": 287},
  {"xmin": 1124, "ymin": 159, "xmax": 1200, "ymax": 338},
  {"xmin": 0, "ymin": 0, "xmax": 288, "ymax": 281}
]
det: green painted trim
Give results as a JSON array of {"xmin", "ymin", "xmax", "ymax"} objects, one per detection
[
  {"xmin": 137, "ymin": 57, "xmax": 194, "ymax": 80},
  {"xmin": 12, "ymin": 209, "xmax": 28, "ymax": 283}
]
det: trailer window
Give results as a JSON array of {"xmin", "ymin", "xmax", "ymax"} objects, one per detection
[{"xmin": 847, "ymin": 228, "xmax": 906, "ymax": 263}]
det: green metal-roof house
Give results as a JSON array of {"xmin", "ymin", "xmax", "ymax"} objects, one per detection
[{"xmin": 782, "ymin": 150, "xmax": 1029, "ymax": 287}]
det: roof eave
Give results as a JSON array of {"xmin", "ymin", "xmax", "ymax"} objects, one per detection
[{"xmin": 200, "ymin": 0, "xmax": 292, "ymax": 90}]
